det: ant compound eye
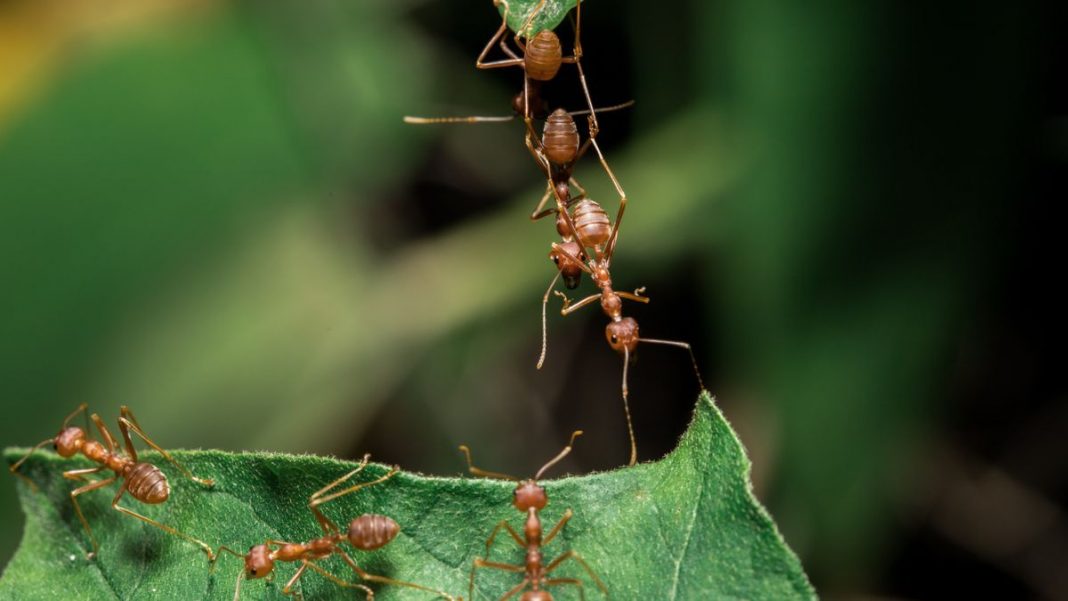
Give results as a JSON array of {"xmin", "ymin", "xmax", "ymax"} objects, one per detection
[
  {"xmin": 552, "ymin": 255, "xmax": 559, "ymax": 264},
  {"xmin": 611, "ymin": 335, "xmax": 618, "ymax": 344},
  {"xmin": 250, "ymin": 569, "xmax": 257, "ymax": 576}
]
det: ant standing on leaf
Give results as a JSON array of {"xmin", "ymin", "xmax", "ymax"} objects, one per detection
[
  {"xmin": 9, "ymin": 403, "xmax": 217, "ymax": 560},
  {"xmin": 461, "ymin": 431, "xmax": 607, "ymax": 600},
  {"xmin": 215, "ymin": 455, "xmax": 458, "ymax": 601}
]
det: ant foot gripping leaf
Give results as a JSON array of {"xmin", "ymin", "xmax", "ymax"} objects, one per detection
[{"xmin": 1, "ymin": 393, "xmax": 815, "ymax": 600}]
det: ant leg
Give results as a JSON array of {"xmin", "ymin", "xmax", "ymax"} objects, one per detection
[
  {"xmin": 498, "ymin": 31, "xmax": 521, "ymax": 60},
  {"xmin": 545, "ymin": 550, "xmax": 608, "ymax": 595},
  {"xmin": 537, "ymin": 271, "xmax": 562, "ymax": 370},
  {"xmin": 534, "ymin": 180, "xmax": 587, "ymax": 220},
  {"xmin": 604, "ymin": 194, "xmax": 627, "ymax": 265},
  {"xmin": 62, "ymin": 403, "xmax": 90, "ymax": 430},
  {"xmin": 111, "ymin": 482, "xmax": 215, "ymax": 560},
  {"xmin": 299, "ymin": 561, "xmax": 374, "ymax": 600},
  {"xmin": 117, "ymin": 408, "xmax": 214, "ymax": 487},
  {"xmin": 542, "ymin": 508, "xmax": 573, "ymax": 545},
  {"xmin": 622, "ymin": 346, "xmax": 637, "ymax": 466},
  {"xmin": 458, "ymin": 445, "xmax": 516, "ymax": 480},
  {"xmin": 306, "ymin": 454, "xmax": 371, "ymax": 533},
  {"xmin": 501, "ymin": 577, "xmax": 531, "ymax": 600},
  {"xmin": 570, "ymin": 176, "xmax": 589, "ymax": 201},
  {"xmin": 63, "ymin": 466, "xmax": 105, "ymax": 483},
  {"xmin": 568, "ymin": 60, "xmax": 599, "ymax": 139},
  {"xmin": 307, "ymin": 464, "xmax": 398, "ymax": 508},
  {"xmin": 470, "ymin": 557, "xmax": 525, "ymax": 601},
  {"xmin": 91, "ymin": 415, "xmax": 118, "ymax": 454},
  {"xmin": 484, "ymin": 520, "xmax": 525, "ymax": 555},
  {"xmin": 616, "ymin": 288, "xmax": 649, "ymax": 304},
  {"xmin": 69, "ymin": 475, "xmax": 117, "ymax": 559},
  {"xmin": 476, "ymin": 14, "xmax": 523, "ymax": 70},
  {"xmin": 530, "ymin": 184, "xmax": 556, "ymax": 221},
  {"xmin": 639, "ymin": 338, "xmax": 706, "ymax": 391},
  {"xmin": 555, "ymin": 291, "xmax": 599, "ymax": 316},
  {"xmin": 341, "ymin": 551, "xmax": 457, "ymax": 600},
  {"xmin": 280, "ymin": 561, "xmax": 309, "ymax": 596},
  {"xmin": 546, "ymin": 578, "xmax": 588, "ymax": 600},
  {"xmin": 589, "ymin": 136, "xmax": 627, "ymax": 227},
  {"xmin": 9, "ymin": 438, "xmax": 56, "ymax": 491}
]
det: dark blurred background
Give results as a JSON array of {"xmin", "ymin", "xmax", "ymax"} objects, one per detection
[{"xmin": 1, "ymin": 0, "xmax": 1065, "ymax": 598}]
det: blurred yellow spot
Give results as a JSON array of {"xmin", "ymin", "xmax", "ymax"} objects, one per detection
[{"xmin": 0, "ymin": 0, "xmax": 214, "ymax": 131}]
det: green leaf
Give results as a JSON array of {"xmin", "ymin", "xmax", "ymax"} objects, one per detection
[
  {"xmin": 496, "ymin": 0, "xmax": 578, "ymax": 37},
  {"xmin": 0, "ymin": 394, "xmax": 813, "ymax": 600}
]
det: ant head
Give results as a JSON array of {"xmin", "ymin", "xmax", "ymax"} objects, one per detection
[
  {"xmin": 513, "ymin": 480, "xmax": 548, "ymax": 512},
  {"xmin": 524, "ymin": 31, "xmax": 563, "ymax": 81},
  {"xmin": 554, "ymin": 181, "xmax": 572, "ymax": 206},
  {"xmin": 606, "ymin": 317, "xmax": 640, "ymax": 355},
  {"xmin": 244, "ymin": 544, "xmax": 274, "ymax": 580},
  {"xmin": 549, "ymin": 241, "xmax": 586, "ymax": 289},
  {"xmin": 521, "ymin": 591, "xmax": 554, "ymax": 601},
  {"xmin": 53, "ymin": 427, "xmax": 85, "ymax": 458}
]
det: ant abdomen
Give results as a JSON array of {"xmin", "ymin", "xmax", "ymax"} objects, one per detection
[
  {"xmin": 571, "ymin": 199, "xmax": 611, "ymax": 248},
  {"xmin": 542, "ymin": 109, "xmax": 579, "ymax": 165},
  {"xmin": 521, "ymin": 589, "xmax": 554, "ymax": 601},
  {"xmin": 524, "ymin": 31, "xmax": 563, "ymax": 81},
  {"xmin": 126, "ymin": 462, "xmax": 170, "ymax": 504},
  {"xmin": 347, "ymin": 514, "xmax": 399, "ymax": 550}
]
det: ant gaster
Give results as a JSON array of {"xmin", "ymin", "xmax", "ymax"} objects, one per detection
[
  {"xmin": 460, "ymin": 431, "xmax": 606, "ymax": 600},
  {"xmin": 215, "ymin": 455, "xmax": 456, "ymax": 601},
  {"xmin": 10, "ymin": 403, "xmax": 216, "ymax": 559}
]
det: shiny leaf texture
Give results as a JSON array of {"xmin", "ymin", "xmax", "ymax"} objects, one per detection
[{"xmin": 0, "ymin": 394, "xmax": 813, "ymax": 600}]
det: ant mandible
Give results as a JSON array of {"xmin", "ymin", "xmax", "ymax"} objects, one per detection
[
  {"xmin": 461, "ymin": 430, "xmax": 607, "ymax": 600},
  {"xmin": 10, "ymin": 403, "xmax": 216, "ymax": 559}
]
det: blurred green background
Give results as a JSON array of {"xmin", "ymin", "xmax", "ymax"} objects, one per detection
[{"xmin": 1, "ymin": 0, "xmax": 1064, "ymax": 598}]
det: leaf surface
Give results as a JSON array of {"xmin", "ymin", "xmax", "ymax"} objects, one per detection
[
  {"xmin": 496, "ymin": 0, "xmax": 578, "ymax": 36},
  {"xmin": 0, "ymin": 394, "xmax": 814, "ymax": 600}
]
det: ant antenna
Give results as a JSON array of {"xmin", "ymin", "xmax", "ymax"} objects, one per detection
[
  {"xmin": 537, "ymin": 272, "xmax": 562, "ymax": 370},
  {"xmin": 403, "ymin": 115, "xmax": 514, "ymax": 124},
  {"xmin": 567, "ymin": 99, "xmax": 635, "ymax": 117},
  {"xmin": 459, "ymin": 445, "xmax": 516, "ymax": 480},
  {"xmin": 403, "ymin": 100, "xmax": 633, "ymax": 126},
  {"xmin": 534, "ymin": 430, "xmax": 583, "ymax": 480}
]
